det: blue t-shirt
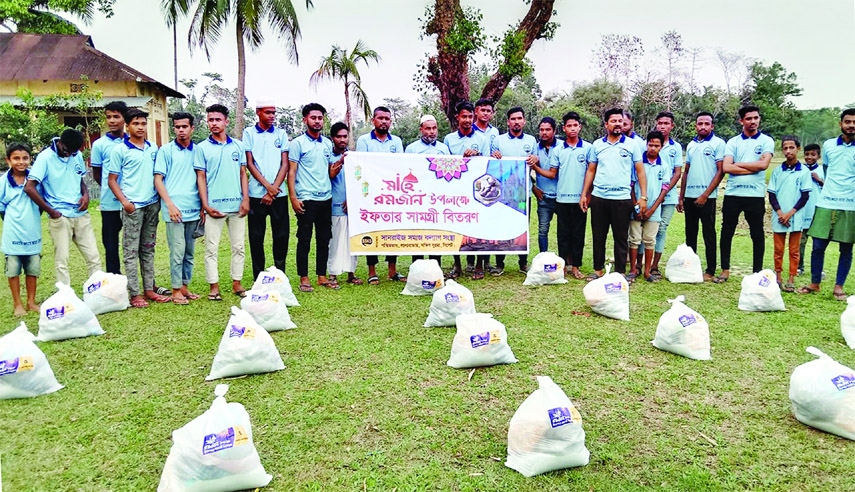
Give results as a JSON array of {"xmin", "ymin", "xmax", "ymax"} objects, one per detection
[
  {"xmin": 803, "ymin": 163, "xmax": 824, "ymax": 229},
  {"xmin": 289, "ymin": 132, "xmax": 333, "ymax": 202},
  {"xmin": 534, "ymin": 139, "xmax": 559, "ymax": 198},
  {"xmin": 723, "ymin": 132, "xmax": 775, "ymax": 197},
  {"xmin": 329, "ymin": 151, "xmax": 347, "ymax": 217},
  {"xmin": 553, "ymin": 139, "xmax": 592, "ymax": 204},
  {"xmin": 154, "ymin": 140, "xmax": 201, "ymax": 222},
  {"xmin": 242, "ymin": 124, "xmax": 289, "ymax": 199},
  {"xmin": 0, "ymin": 171, "xmax": 42, "ymax": 255},
  {"xmin": 405, "ymin": 139, "xmax": 451, "ymax": 155},
  {"xmin": 684, "ymin": 133, "xmax": 726, "ymax": 199},
  {"xmin": 194, "ymin": 135, "xmax": 247, "ymax": 214},
  {"xmin": 90, "ymin": 132, "xmax": 124, "ymax": 211},
  {"xmin": 443, "ymin": 129, "xmax": 488, "ymax": 156},
  {"xmin": 491, "ymin": 132, "xmax": 537, "ymax": 158},
  {"xmin": 355, "ymin": 131, "xmax": 403, "ymax": 154},
  {"xmin": 474, "ymin": 124, "xmax": 500, "ymax": 150},
  {"xmin": 818, "ymin": 137, "xmax": 855, "ymax": 211},
  {"xmin": 634, "ymin": 153, "xmax": 666, "ymax": 222},
  {"xmin": 626, "ymin": 132, "xmax": 646, "ymax": 156},
  {"xmin": 28, "ymin": 138, "xmax": 87, "ymax": 218},
  {"xmin": 767, "ymin": 162, "xmax": 812, "ymax": 233},
  {"xmin": 660, "ymin": 138, "xmax": 683, "ymax": 205},
  {"xmin": 106, "ymin": 136, "xmax": 158, "ymax": 207},
  {"xmin": 588, "ymin": 135, "xmax": 642, "ymax": 200}
]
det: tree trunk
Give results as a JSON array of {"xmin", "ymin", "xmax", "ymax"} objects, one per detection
[
  {"xmin": 344, "ymin": 82, "xmax": 354, "ymax": 149},
  {"xmin": 234, "ymin": 24, "xmax": 247, "ymax": 138},
  {"xmin": 173, "ymin": 24, "xmax": 178, "ymax": 91},
  {"xmin": 480, "ymin": 0, "xmax": 554, "ymax": 104},
  {"xmin": 426, "ymin": 0, "xmax": 469, "ymax": 128}
]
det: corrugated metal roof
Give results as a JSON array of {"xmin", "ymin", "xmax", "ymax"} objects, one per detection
[
  {"xmin": 0, "ymin": 95, "xmax": 153, "ymax": 108},
  {"xmin": 0, "ymin": 33, "xmax": 184, "ymax": 98}
]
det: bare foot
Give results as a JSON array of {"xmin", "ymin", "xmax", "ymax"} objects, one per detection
[
  {"xmin": 13, "ymin": 305, "xmax": 26, "ymax": 317},
  {"xmin": 27, "ymin": 302, "xmax": 40, "ymax": 312}
]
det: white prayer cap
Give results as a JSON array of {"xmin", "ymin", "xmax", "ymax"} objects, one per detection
[
  {"xmin": 419, "ymin": 114, "xmax": 437, "ymax": 124},
  {"xmin": 255, "ymin": 99, "xmax": 276, "ymax": 109}
]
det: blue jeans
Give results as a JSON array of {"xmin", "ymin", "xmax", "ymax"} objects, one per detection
[
  {"xmin": 811, "ymin": 238, "xmax": 853, "ymax": 286},
  {"xmin": 537, "ymin": 197, "xmax": 557, "ymax": 252},
  {"xmin": 655, "ymin": 204, "xmax": 676, "ymax": 254},
  {"xmin": 166, "ymin": 220, "xmax": 198, "ymax": 289}
]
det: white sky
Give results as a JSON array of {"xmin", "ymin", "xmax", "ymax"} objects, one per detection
[{"xmin": 71, "ymin": 0, "xmax": 854, "ymax": 114}]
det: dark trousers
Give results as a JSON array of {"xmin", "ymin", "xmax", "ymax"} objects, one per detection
[
  {"xmin": 367, "ymin": 255, "xmax": 398, "ymax": 267},
  {"xmin": 101, "ymin": 210, "xmax": 123, "ymax": 274},
  {"xmin": 590, "ymin": 196, "xmax": 633, "ymax": 273},
  {"xmin": 295, "ymin": 199, "xmax": 332, "ymax": 277},
  {"xmin": 248, "ymin": 197, "xmax": 290, "ymax": 279},
  {"xmin": 494, "ymin": 254, "xmax": 528, "ymax": 269},
  {"xmin": 557, "ymin": 202, "xmax": 587, "ymax": 268},
  {"xmin": 683, "ymin": 197, "xmax": 717, "ymax": 275},
  {"xmin": 720, "ymin": 196, "xmax": 765, "ymax": 272}
]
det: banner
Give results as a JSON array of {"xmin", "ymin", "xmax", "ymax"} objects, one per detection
[{"xmin": 344, "ymin": 152, "xmax": 530, "ymax": 255}]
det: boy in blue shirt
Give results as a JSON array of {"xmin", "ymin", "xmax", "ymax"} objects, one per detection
[
  {"xmin": 768, "ymin": 136, "xmax": 812, "ymax": 292},
  {"xmin": 288, "ymin": 103, "xmax": 335, "ymax": 293},
  {"xmin": 195, "ymin": 104, "xmax": 250, "ymax": 300},
  {"xmin": 90, "ymin": 100, "xmax": 127, "ymax": 274},
  {"xmin": 798, "ymin": 143, "xmax": 824, "ymax": 275},
  {"xmin": 649, "ymin": 111, "xmax": 683, "ymax": 279},
  {"xmin": 1, "ymin": 144, "xmax": 41, "ymax": 316},
  {"xmin": 328, "ymin": 122, "xmax": 362, "ymax": 285},
  {"xmin": 154, "ymin": 111, "xmax": 201, "ymax": 305},
  {"xmin": 628, "ymin": 132, "xmax": 669, "ymax": 283},
  {"xmin": 25, "ymin": 129, "xmax": 102, "ymax": 286},
  {"xmin": 107, "ymin": 108, "xmax": 165, "ymax": 308}
]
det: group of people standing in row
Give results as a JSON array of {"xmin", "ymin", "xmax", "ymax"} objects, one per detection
[{"xmin": 2, "ymin": 97, "xmax": 854, "ymax": 315}]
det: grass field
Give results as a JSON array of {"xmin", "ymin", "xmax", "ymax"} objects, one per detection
[{"xmin": 2, "ymin": 188, "xmax": 855, "ymax": 491}]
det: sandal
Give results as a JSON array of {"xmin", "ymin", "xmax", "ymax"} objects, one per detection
[
  {"xmin": 299, "ymin": 283, "xmax": 314, "ymax": 293},
  {"xmin": 782, "ymin": 282, "xmax": 796, "ymax": 293},
  {"xmin": 712, "ymin": 275, "xmax": 729, "ymax": 284},
  {"xmin": 646, "ymin": 275, "xmax": 660, "ymax": 283},
  {"xmin": 650, "ymin": 268, "xmax": 662, "ymax": 279},
  {"xmin": 585, "ymin": 272, "xmax": 601, "ymax": 282},
  {"xmin": 207, "ymin": 292, "xmax": 223, "ymax": 301},
  {"xmin": 389, "ymin": 272, "xmax": 408, "ymax": 282},
  {"xmin": 319, "ymin": 281, "xmax": 341, "ymax": 290},
  {"xmin": 625, "ymin": 273, "xmax": 637, "ymax": 284},
  {"xmin": 367, "ymin": 275, "xmax": 380, "ymax": 285},
  {"xmin": 834, "ymin": 291, "xmax": 848, "ymax": 301},
  {"xmin": 796, "ymin": 286, "xmax": 818, "ymax": 294},
  {"xmin": 347, "ymin": 277, "xmax": 364, "ymax": 285},
  {"xmin": 471, "ymin": 270, "xmax": 485, "ymax": 280},
  {"xmin": 130, "ymin": 296, "xmax": 149, "ymax": 308},
  {"xmin": 445, "ymin": 268, "xmax": 461, "ymax": 280},
  {"xmin": 173, "ymin": 296, "xmax": 190, "ymax": 305},
  {"xmin": 572, "ymin": 269, "xmax": 586, "ymax": 280},
  {"xmin": 185, "ymin": 292, "xmax": 201, "ymax": 300},
  {"xmin": 146, "ymin": 292, "xmax": 172, "ymax": 303},
  {"xmin": 233, "ymin": 289, "xmax": 247, "ymax": 298}
]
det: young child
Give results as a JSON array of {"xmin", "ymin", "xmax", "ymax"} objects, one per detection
[
  {"xmin": 798, "ymin": 143, "xmax": 824, "ymax": 275},
  {"xmin": 767, "ymin": 136, "xmax": 812, "ymax": 292},
  {"xmin": 628, "ymin": 131, "xmax": 669, "ymax": 283},
  {"xmin": 0, "ymin": 144, "xmax": 41, "ymax": 316}
]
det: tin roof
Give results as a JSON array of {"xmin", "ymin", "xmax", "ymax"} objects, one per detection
[{"xmin": 0, "ymin": 33, "xmax": 184, "ymax": 98}]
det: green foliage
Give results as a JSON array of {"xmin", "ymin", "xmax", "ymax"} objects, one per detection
[
  {"xmin": 491, "ymin": 29, "xmax": 533, "ymax": 79},
  {"xmin": 441, "ymin": 6, "xmax": 484, "ymax": 57},
  {"xmin": 0, "ymin": 0, "xmax": 115, "ymax": 33},
  {"xmin": 742, "ymin": 61, "xmax": 803, "ymax": 137},
  {"xmin": 309, "ymin": 40, "xmax": 381, "ymax": 128},
  {"xmin": 798, "ymin": 107, "xmax": 841, "ymax": 146}
]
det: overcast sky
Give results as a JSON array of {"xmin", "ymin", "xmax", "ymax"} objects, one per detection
[{"xmin": 71, "ymin": 0, "xmax": 854, "ymax": 116}]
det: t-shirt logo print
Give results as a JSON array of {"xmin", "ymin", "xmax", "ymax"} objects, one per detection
[
  {"xmin": 754, "ymin": 145, "xmax": 763, "ymax": 155},
  {"xmin": 619, "ymin": 149, "xmax": 630, "ymax": 158},
  {"xmin": 669, "ymin": 149, "xmax": 677, "ymax": 158},
  {"xmin": 274, "ymin": 138, "xmax": 281, "ymax": 148},
  {"xmin": 703, "ymin": 147, "xmax": 713, "ymax": 156},
  {"xmin": 523, "ymin": 144, "xmax": 532, "ymax": 153},
  {"xmin": 390, "ymin": 145, "xmax": 398, "ymax": 153},
  {"xmin": 576, "ymin": 153, "xmax": 586, "ymax": 163},
  {"xmin": 231, "ymin": 151, "xmax": 239, "ymax": 161}
]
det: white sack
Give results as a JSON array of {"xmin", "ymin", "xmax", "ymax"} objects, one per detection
[
  {"xmin": 651, "ymin": 295, "xmax": 711, "ymax": 360},
  {"xmin": 789, "ymin": 347, "xmax": 855, "ymax": 440},
  {"xmin": 582, "ymin": 265, "xmax": 629, "ymax": 320},
  {"xmin": 251, "ymin": 266, "xmax": 299, "ymax": 307},
  {"xmin": 82, "ymin": 270, "xmax": 130, "ymax": 314},
  {"xmin": 401, "ymin": 259, "xmax": 445, "ymax": 296},
  {"xmin": 738, "ymin": 269, "xmax": 785, "ymax": 312},
  {"xmin": 841, "ymin": 296, "xmax": 855, "ymax": 349},
  {"xmin": 206, "ymin": 307, "xmax": 285, "ymax": 381},
  {"xmin": 664, "ymin": 243, "xmax": 704, "ymax": 284},
  {"xmin": 447, "ymin": 313, "xmax": 517, "ymax": 369},
  {"xmin": 0, "ymin": 322, "xmax": 63, "ymax": 400},
  {"xmin": 423, "ymin": 280, "xmax": 476, "ymax": 327},
  {"xmin": 37, "ymin": 282, "xmax": 104, "ymax": 342},
  {"xmin": 523, "ymin": 252, "xmax": 568, "ymax": 286},
  {"xmin": 240, "ymin": 290, "xmax": 297, "ymax": 332}
]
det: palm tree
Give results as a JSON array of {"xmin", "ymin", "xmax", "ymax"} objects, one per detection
[
  {"xmin": 160, "ymin": 0, "xmax": 189, "ymax": 90},
  {"xmin": 309, "ymin": 40, "xmax": 380, "ymax": 145},
  {"xmin": 163, "ymin": 0, "xmax": 312, "ymax": 137}
]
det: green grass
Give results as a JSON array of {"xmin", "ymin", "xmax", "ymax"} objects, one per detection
[{"xmin": 2, "ymin": 191, "xmax": 855, "ymax": 491}]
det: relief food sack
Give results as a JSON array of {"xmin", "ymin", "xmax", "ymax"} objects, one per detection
[
  {"xmin": 158, "ymin": 384, "xmax": 273, "ymax": 491},
  {"xmin": 523, "ymin": 252, "xmax": 568, "ymax": 286},
  {"xmin": 37, "ymin": 282, "xmax": 104, "ymax": 342},
  {"xmin": 447, "ymin": 313, "xmax": 517, "ymax": 369},
  {"xmin": 423, "ymin": 280, "xmax": 476, "ymax": 327},
  {"xmin": 664, "ymin": 243, "xmax": 704, "ymax": 284},
  {"xmin": 841, "ymin": 296, "xmax": 855, "ymax": 349},
  {"xmin": 252, "ymin": 266, "xmax": 299, "ymax": 307},
  {"xmin": 240, "ymin": 289, "xmax": 296, "ymax": 332},
  {"xmin": 789, "ymin": 347, "xmax": 855, "ymax": 440},
  {"xmin": 582, "ymin": 265, "xmax": 629, "ymax": 320},
  {"xmin": 82, "ymin": 270, "xmax": 130, "ymax": 314},
  {"xmin": 206, "ymin": 307, "xmax": 285, "ymax": 381},
  {"xmin": 651, "ymin": 295, "xmax": 711, "ymax": 360},
  {"xmin": 0, "ymin": 322, "xmax": 63, "ymax": 400},
  {"xmin": 738, "ymin": 269, "xmax": 785, "ymax": 312},
  {"xmin": 401, "ymin": 259, "xmax": 445, "ymax": 296}
]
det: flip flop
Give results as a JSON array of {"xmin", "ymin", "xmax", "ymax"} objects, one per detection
[
  {"xmin": 173, "ymin": 296, "xmax": 190, "ymax": 305},
  {"xmin": 834, "ymin": 291, "xmax": 848, "ymax": 301},
  {"xmin": 712, "ymin": 275, "xmax": 729, "ymax": 284},
  {"xmin": 625, "ymin": 273, "xmax": 637, "ymax": 284},
  {"xmin": 367, "ymin": 275, "xmax": 380, "ymax": 285},
  {"xmin": 572, "ymin": 269, "xmax": 586, "ymax": 280},
  {"xmin": 299, "ymin": 284, "xmax": 314, "ymax": 293},
  {"xmin": 233, "ymin": 289, "xmax": 247, "ymax": 298},
  {"xmin": 796, "ymin": 286, "xmax": 818, "ymax": 294},
  {"xmin": 185, "ymin": 292, "xmax": 201, "ymax": 300},
  {"xmin": 646, "ymin": 275, "xmax": 660, "ymax": 283},
  {"xmin": 347, "ymin": 277, "xmax": 364, "ymax": 285},
  {"xmin": 782, "ymin": 282, "xmax": 796, "ymax": 293},
  {"xmin": 318, "ymin": 281, "xmax": 341, "ymax": 290},
  {"xmin": 471, "ymin": 270, "xmax": 485, "ymax": 280},
  {"xmin": 130, "ymin": 297, "xmax": 149, "ymax": 308},
  {"xmin": 207, "ymin": 292, "xmax": 223, "ymax": 301},
  {"xmin": 389, "ymin": 272, "xmax": 408, "ymax": 282},
  {"xmin": 585, "ymin": 273, "xmax": 601, "ymax": 282},
  {"xmin": 147, "ymin": 293, "xmax": 172, "ymax": 303}
]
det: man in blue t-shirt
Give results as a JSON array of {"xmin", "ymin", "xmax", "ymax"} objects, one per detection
[
  {"xmin": 154, "ymin": 111, "xmax": 201, "ymax": 305},
  {"xmin": 107, "ymin": 108, "xmax": 164, "ymax": 307},
  {"xmin": 648, "ymin": 111, "xmax": 684, "ymax": 278},
  {"xmin": 195, "ymin": 104, "xmax": 250, "ymax": 300},
  {"xmin": 678, "ymin": 112, "xmax": 725, "ymax": 280},
  {"xmin": 717, "ymin": 105, "xmax": 775, "ymax": 281},
  {"xmin": 90, "ymin": 100, "xmax": 127, "ymax": 274},
  {"xmin": 490, "ymin": 107, "xmax": 537, "ymax": 275},
  {"xmin": 25, "ymin": 129, "xmax": 102, "ymax": 286},
  {"xmin": 328, "ymin": 121, "xmax": 362, "ymax": 286},
  {"xmin": 530, "ymin": 117, "xmax": 559, "ymax": 254},
  {"xmin": 288, "ymin": 103, "xmax": 336, "ymax": 293},
  {"xmin": 580, "ymin": 108, "xmax": 647, "ymax": 277},
  {"xmin": 405, "ymin": 114, "xmax": 447, "ymax": 269},
  {"xmin": 243, "ymin": 100, "xmax": 290, "ymax": 279},
  {"xmin": 622, "ymin": 110, "xmax": 646, "ymax": 155},
  {"xmin": 356, "ymin": 106, "xmax": 406, "ymax": 284}
]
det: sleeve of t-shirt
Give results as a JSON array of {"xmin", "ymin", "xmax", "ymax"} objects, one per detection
[
  {"xmin": 355, "ymin": 136, "xmax": 368, "ymax": 152},
  {"xmin": 587, "ymin": 144, "xmax": 598, "ymax": 164},
  {"xmin": 281, "ymin": 131, "xmax": 290, "ymax": 153},
  {"xmin": 0, "ymin": 177, "xmax": 7, "ymax": 213},
  {"xmin": 631, "ymin": 143, "xmax": 642, "ymax": 163},
  {"xmin": 106, "ymin": 145, "xmax": 122, "ymax": 175},
  {"xmin": 90, "ymin": 141, "xmax": 104, "ymax": 167},
  {"xmin": 154, "ymin": 145, "xmax": 169, "ymax": 176},
  {"xmin": 714, "ymin": 140, "xmax": 726, "ymax": 161},
  {"xmin": 761, "ymin": 136, "xmax": 774, "ymax": 156},
  {"xmin": 814, "ymin": 165, "xmax": 825, "ymax": 181},
  {"xmin": 766, "ymin": 169, "xmax": 778, "ymax": 194},
  {"xmin": 724, "ymin": 138, "xmax": 737, "ymax": 158},
  {"xmin": 237, "ymin": 141, "xmax": 247, "ymax": 165},
  {"xmin": 241, "ymin": 128, "xmax": 254, "ymax": 155},
  {"xmin": 551, "ymin": 148, "xmax": 561, "ymax": 169},
  {"xmin": 800, "ymin": 169, "xmax": 813, "ymax": 192},
  {"xmin": 28, "ymin": 152, "xmax": 47, "ymax": 183},
  {"xmin": 674, "ymin": 144, "xmax": 684, "ymax": 168},
  {"xmin": 288, "ymin": 138, "xmax": 302, "ymax": 164},
  {"xmin": 193, "ymin": 144, "xmax": 207, "ymax": 171}
]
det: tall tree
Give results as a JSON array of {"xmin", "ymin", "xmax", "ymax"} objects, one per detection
[
  {"xmin": 659, "ymin": 30, "xmax": 683, "ymax": 111},
  {"xmin": 170, "ymin": 0, "xmax": 312, "ymax": 137},
  {"xmin": 309, "ymin": 39, "xmax": 380, "ymax": 146},
  {"xmin": 591, "ymin": 34, "xmax": 644, "ymax": 89},
  {"xmin": 1, "ymin": 0, "xmax": 114, "ymax": 33},
  {"xmin": 418, "ymin": 0, "xmax": 557, "ymax": 126},
  {"xmin": 742, "ymin": 61, "xmax": 803, "ymax": 136},
  {"xmin": 160, "ymin": 0, "xmax": 190, "ymax": 90}
]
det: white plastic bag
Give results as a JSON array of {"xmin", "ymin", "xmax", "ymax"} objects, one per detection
[
  {"xmin": 447, "ymin": 313, "xmax": 517, "ymax": 369},
  {"xmin": 240, "ymin": 289, "xmax": 297, "ymax": 332},
  {"xmin": 0, "ymin": 322, "xmax": 64, "ymax": 400},
  {"xmin": 506, "ymin": 376, "xmax": 590, "ymax": 477},
  {"xmin": 665, "ymin": 244, "xmax": 704, "ymax": 284},
  {"xmin": 252, "ymin": 266, "xmax": 299, "ymax": 307},
  {"xmin": 423, "ymin": 280, "xmax": 476, "ymax": 327},
  {"xmin": 158, "ymin": 384, "xmax": 273, "ymax": 491},
  {"xmin": 523, "ymin": 252, "xmax": 568, "ymax": 286},
  {"xmin": 841, "ymin": 296, "xmax": 855, "ymax": 349},
  {"xmin": 789, "ymin": 347, "xmax": 855, "ymax": 440},
  {"xmin": 37, "ymin": 282, "xmax": 104, "ymax": 342},
  {"xmin": 738, "ymin": 269, "xmax": 785, "ymax": 312},
  {"xmin": 401, "ymin": 259, "xmax": 445, "ymax": 296},
  {"xmin": 583, "ymin": 265, "xmax": 629, "ymax": 320},
  {"xmin": 206, "ymin": 307, "xmax": 285, "ymax": 381},
  {"xmin": 82, "ymin": 270, "xmax": 130, "ymax": 314},
  {"xmin": 651, "ymin": 295, "xmax": 711, "ymax": 360}
]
